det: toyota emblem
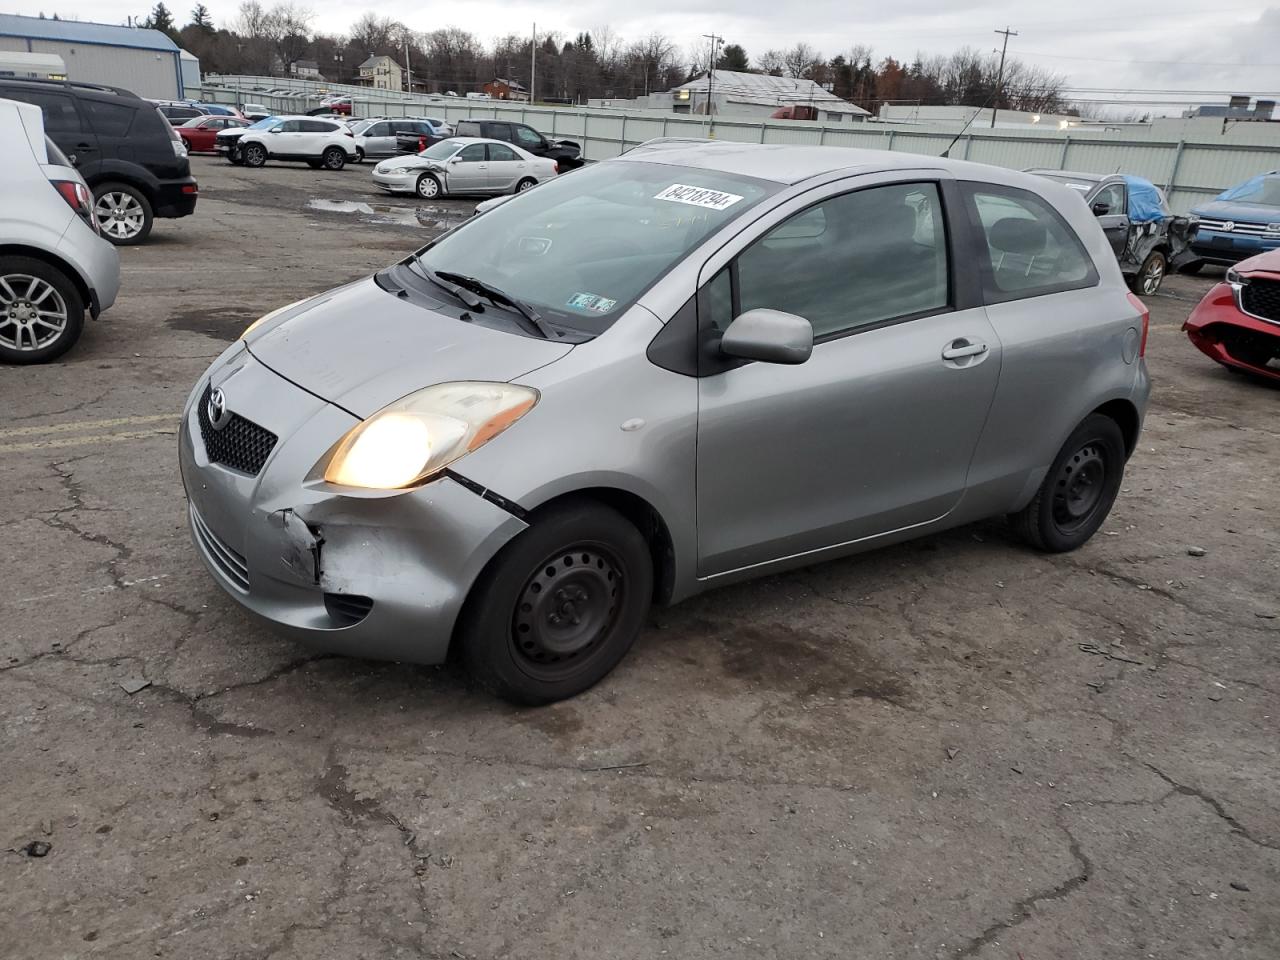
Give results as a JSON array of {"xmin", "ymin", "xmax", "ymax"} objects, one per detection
[{"xmin": 207, "ymin": 387, "xmax": 231, "ymax": 430}]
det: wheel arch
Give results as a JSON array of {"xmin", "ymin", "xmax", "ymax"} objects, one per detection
[
  {"xmin": 0, "ymin": 243, "xmax": 90, "ymax": 311},
  {"xmin": 1091, "ymin": 397, "xmax": 1141, "ymax": 457}
]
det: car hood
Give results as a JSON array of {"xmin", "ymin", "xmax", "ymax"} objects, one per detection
[
  {"xmin": 247, "ymin": 277, "xmax": 572, "ymax": 418},
  {"xmin": 1234, "ymin": 248, "xmax": 1280, "ymax": 276},
  {"xmin": 1192, "ymin": 199, "xmax": 1280, "ymax": 225}
]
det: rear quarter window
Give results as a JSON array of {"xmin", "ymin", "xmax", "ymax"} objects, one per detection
[
  {"xmin": 962, "ymin": 182, "xmax": 1099, "ymax": 303},
  {"xmin": 83, "ymin": 98, "xmax": 136, "ymax": 137}
]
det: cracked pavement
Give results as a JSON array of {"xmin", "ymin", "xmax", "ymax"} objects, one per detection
[{"xmin": 2, "ymin": 158, "xmax": 1278, "ymax": 959}]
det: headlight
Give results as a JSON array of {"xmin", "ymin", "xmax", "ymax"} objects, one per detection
[
  {"xmin": 322, "ymin": 382, "xmax": 538, "ymax": 489},
  {"xmin": 240, "ymin": 298, "xmax": 308, "ymax": 341},
  {"xmin": 1226, "ymin": 266, "xmax": 1246, "ymax": 286},
  {"xmin": 387, "ymin": 167, "xmax": 412, "ymax": 174}
]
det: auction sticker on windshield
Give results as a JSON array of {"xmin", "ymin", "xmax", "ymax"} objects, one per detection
[
  {"xmin": 654, "ymin": 184, "xmax": 745, "ymax": 211},
  {"xmin": 567, "ymin": 292, "xmax": 618, "ymax": 314}
]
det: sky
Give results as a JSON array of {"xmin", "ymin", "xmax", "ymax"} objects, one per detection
[{"xmin": 21, "ymin": 0, "xmax": 1280, "ymax": 114}]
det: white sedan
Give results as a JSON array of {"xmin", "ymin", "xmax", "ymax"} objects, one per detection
[{"xmin": 371, "ymin": 137, "xmax": 558, "ymax": 200}]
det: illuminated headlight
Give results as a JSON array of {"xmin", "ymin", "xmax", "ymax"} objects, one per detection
[
  {"xmin": 239, "ymin": 298, "xmax": 308, "ymax": 341},
  {"xmin": 321, "ymin": 382, "xmax": 538, "ymax": 490}
]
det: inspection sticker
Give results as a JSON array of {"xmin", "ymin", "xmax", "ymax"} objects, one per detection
[
  {"xmin": 654, "ymin": 183, "xmax": 745, "ymax": 211},
  {"xmin": 567, "ymin": 292, "xmax": 618, "ymax": 314}
]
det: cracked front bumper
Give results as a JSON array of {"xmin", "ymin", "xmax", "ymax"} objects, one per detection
[{"xmin": 178, "ymin": 345, "xmax": 528, "ymax": 664}]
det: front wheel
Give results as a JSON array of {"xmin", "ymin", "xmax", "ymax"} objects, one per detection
[
  {"xmin": 242, "ymin": 143, "xmax": 267, "ymax": 167},
  {"xmin": 0, "ymin": 256, "xmax": 85, "ymax": 364},
  {"xmin": 1129, "ymin": 251, "xmax": 1167, "ymax": 296},
  {"xmin": 354, "ymin": 148, "xmax": 364, "ymax": 163},
  {"xmin": 1010, "ymin": 414, "xmax": 1127, "ymax": 552},
  {"xmin": 458, "ymin": 501, "xmax": 654, "ymax": 705},
  {"xmin": 92, "ymin": 183, "xmax": 153, "ymax": 245},
  {"xmin": 321, "ymin": 146, "xmax": 346, "ymax": 170},
  {"xmin": 416, "ymin": 173, "xmax": 441, "ymax": 199}
]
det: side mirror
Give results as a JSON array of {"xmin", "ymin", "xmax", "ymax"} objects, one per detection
[
  {"xmin": 1091, "ymin": 201, "xmax": 1111, "ymax": 216},
  {"xmin": 720, "ymin": 309, "xmax": 813, "ymax": 365}
]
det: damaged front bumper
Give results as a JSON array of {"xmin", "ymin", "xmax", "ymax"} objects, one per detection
[{"xmin": 178, "ymin": 345, "xmax": 528, "ymax": 664}]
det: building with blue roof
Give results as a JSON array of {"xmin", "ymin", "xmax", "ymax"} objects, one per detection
[{"xmin": 0, "ymin": 13, "xmax": 193, "ymax": 99}]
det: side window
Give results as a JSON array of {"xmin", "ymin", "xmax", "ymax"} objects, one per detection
[
  {"xmin": 367, "ymin": 121, "xmax": 390, "ymax": 136},
  {"xmin": 1092, "ymin": 183, "xmax": 1125, "ymax": 216},
  {"xmin": 514, "ymin": 125, "xmax": 542, "ymax": 148},
  {"xmin": 734, "ymin": 182, "xmax": 951, "ymax": 339},
  {"xmin": 488, "ymin": 143, "xmax": 518, "ymax": 162},
  {"xmin": 481, "ymin": 122, "xmax": 506, "ymax": 138},
  {"xmin": 966, "ymin": 184, "xmax": 1099, "ymax": 301},
  {"xmin": 457, "ymin": 143, "xmax": 486, "ymax": 162},
  {"xmin": 9, "ymin": 90, "xmax": 83, "ymax": 133},
  {"xmin": 301, "ymin": 120, "xmax": 334, "ymax": 133},
  {"xmin": 700, "ymin": 266, "xmax": 735, "ymax": 334},
  {"xmin": 273, "ymin": 119, "xmax": 301, "ymax": 132}
]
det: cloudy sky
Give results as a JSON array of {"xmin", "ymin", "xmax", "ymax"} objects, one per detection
[{"xmin": 22, "ymin": 0, "xmax": 1280, "ymax": 113}]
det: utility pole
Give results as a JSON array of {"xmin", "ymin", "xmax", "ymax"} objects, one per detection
[
  {"xmin": 530, "ymin": 22, "xmax": 537, "ymax": 105},
  {"xmin": 404, "ymin": 39, "xmax": 412, "ymax": 93},
  {"xmin": 702, "ymin": 33, "xmax": 722, "ymax": 136},
  {"xmin": 991, "ymin": 25, "xmax": 1017, "ymax": 128}
]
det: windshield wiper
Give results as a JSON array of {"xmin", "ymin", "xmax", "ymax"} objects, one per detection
[
  {"xmin": 434, "ymin": 271, "xmax": 558, "ymax": 339},
  {"xmin": 406, "ymin": 260, "xmax": 483, "ymax": 310}
]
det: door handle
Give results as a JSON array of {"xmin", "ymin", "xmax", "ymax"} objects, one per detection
[{"xmin": 941, "ymin": 339, "xmax": 989, "ymax": 361}]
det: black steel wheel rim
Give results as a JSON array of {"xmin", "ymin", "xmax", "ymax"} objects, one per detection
[
  {"xmin": 511, "ymin": 543, "xmax": 623, "ymax": 678},
  {"xmin": 1051, "ymin": 442, "xmax": 1107, "ymax": 531}
]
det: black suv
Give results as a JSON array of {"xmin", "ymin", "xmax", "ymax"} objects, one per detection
[
  {"xmin": 398, "ymin": 118, "xmax": 583, "ymax": 169},
  {"xmin": 0, "ymin": 78, "xmax": 198, "ymax": 245}
]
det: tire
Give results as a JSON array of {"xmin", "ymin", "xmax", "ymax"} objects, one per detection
[
  {"xmin": 1178, "ymin": 260, "xmax": 1204, "ymax": 275},
  {"xmin": 354, "ymin": 148, "xmax": 364, "ymax": 163},
  {"xmin": 321, "ymin": 146, "xmax": 345, "ymax": 170},
  {"xmin": 1129, "ymin": 250, "xmax": 1167, "ymax": 296},
  {"xmin": 457, "ymin": 501, "xmax": 654, "ymax": 705},
  {"xmin": 92, "ymin": 182, "xmax": 153, "ymax": 245},
  {"xmin": 515, "ymin": 177, "xmax": 537, "ymax": 193},
  {"xmin": 1010, "ymin": 414, "xmax": 1127, "ymax": 552},
  {"xmin": 242, "ymin": 142, "xmax": 267, "ymax": 167},
  {"xmin": 227, "ymin": 149, "xmax": 244, "ymax": 165},
  {"xmin": 0, "ymin": 256, "xmax": 86, "ymax": 364},
  {"xmin": 416, "ymin": 173, "xmax": 441, "ymax": 199}
]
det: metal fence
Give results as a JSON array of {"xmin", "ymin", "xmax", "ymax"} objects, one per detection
[{"xmin": 195, "ymin": 78, "xmax": 1280, "ymax": 214}]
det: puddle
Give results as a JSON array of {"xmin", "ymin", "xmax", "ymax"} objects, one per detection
[{"xmin": 306, "ymin": 198, "xmax": 463, "ymax": 230}]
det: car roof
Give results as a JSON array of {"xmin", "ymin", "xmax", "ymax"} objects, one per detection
[
  {"xmin": 1027, "ymin": 168, "xmax": 1109, "ymax": 184},
  {"xmin": 617, "ymin": 139, "xmax": 999, "ymax": 186}
]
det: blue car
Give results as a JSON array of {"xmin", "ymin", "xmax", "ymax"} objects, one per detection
[{"xmin": 1188, "ymin": 171, "xmax": 1280, "ymax": 270}]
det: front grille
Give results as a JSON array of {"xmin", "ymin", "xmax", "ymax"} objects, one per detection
[
  {"xmin": 1198, "ymin": 217, "xmax": 1275, "ymax": 237},
  {"xmin": 190, "ymin": 504, "xmax": 249, "ymax": 591},
  {"xmin": 324, "ymin": 593, "xmax": 374, "ymax": 627},
  {"xmin": 197, "ymin": 383, "xmax": 278, "ymax": 476},
  {"xmin": 1241, "ymin": 278, "xmax": 1280, "ymax": 324}
]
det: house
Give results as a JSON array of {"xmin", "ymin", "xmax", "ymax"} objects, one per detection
[
  {"xmin": 483, "ymin": 77, "xmax": 528, "ymax": 102},
  {"xmin": 357, "ymin": 55, "xmax": 403, "ymax": 91},
  {"xmin": 290, "ymin": 59, "xmax": 324, "ymax": 80},
  {"xmin": 659, "ymin": 70, "xmax": 869, "ymax": 122},
  {"xmin": 0, "ymin": 12, "xmax": 185, "ymax": 99}
]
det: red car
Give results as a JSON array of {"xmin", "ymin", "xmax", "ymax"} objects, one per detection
[
  {"xmin": 1184, "ymin": 249, "xmax": 1280, "ymax": 381},
  {"xmin": 177, "ymin": 116, "xmax": 250, "ymax": 153}
]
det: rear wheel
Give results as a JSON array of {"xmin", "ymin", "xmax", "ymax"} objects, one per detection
[
  {"xmin": 0, "ymin": 257, "xmax": 85, "ymax": 364},
  {"xmin": 416, "ymin": 173, "xmax": 441, "ymax": 199},
  {"xmin": 242, "ymin": 142, "xmax": 267, "ymax": 167},
  {"xmin": 321, "ymin": 146, "xmax": 346, "ymax": 170},
  {"xmin": 516, "ymin": 177, "xmax": 537, "ymax": 193},
  {"xmin": 92, "ymin": 182, "xmax": 153, "ymax": 245},
  {"xmin": 1010, "ymin": 414, "xmax": 1127, "ymax": 552},
  {"xmin": 458, "ymin": 501, "xmax": 653, "ymax": 705},
  {"xmin": 1129, "ymin": 250, "xmax": 1167, "ymax": 296}
]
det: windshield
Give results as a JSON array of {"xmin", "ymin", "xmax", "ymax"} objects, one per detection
[
  {"xmin": 1217, "ymin": 175, "xmax": 1280, "ymax": 207},
  {"xmin": 418, "ymin": 139, "xmax": 463, "ymax": 160},
  {"xmin": 416, "ymin": 160, "xmax": 778, "ymax": 335},
  {"xmin": 349, "ymin": 119, "xmax": 375, "ymax": 134},
  {"xmin": 246, "ymin": 116, "xmax": 279, "ymax": 130}
]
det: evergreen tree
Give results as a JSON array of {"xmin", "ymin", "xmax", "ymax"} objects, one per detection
[{"xmin": 190, "ymin": 3, "xmax": 213, "ymax": 30}]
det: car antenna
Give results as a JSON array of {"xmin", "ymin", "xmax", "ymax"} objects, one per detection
[{"xmin": 940, "ymin": 91, "xmax": 998, "ymax": 159}]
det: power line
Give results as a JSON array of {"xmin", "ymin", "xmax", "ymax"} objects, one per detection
[{"xmin": 1017, "ymin": 49, "xmax": 1280, "ymax": 68}]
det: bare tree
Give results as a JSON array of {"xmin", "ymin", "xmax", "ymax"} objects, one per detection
[
  {"xmin": 265, "ymin": 3, "xmax": 313, "ymax": 74},
  {"xmin": 781, "ymin": 42, "xmax": 821, "ymax": 80},
  {"xmin": 756, "ymin": 48, "xmax": 784, "ymax": 76}
]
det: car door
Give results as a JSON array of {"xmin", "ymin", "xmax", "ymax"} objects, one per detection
[
  {"xmin": 362, "ymin": 120, "xmax": 395, "ymax": 157},
  {"xmin": 301, "ymin": 119, "xmax": 336, "ymax": 154},
  {"xmin": 265, "ymin": 119, "xmax": 301, "ymax": 156},
  {"xmin": 1090, "ymin": 181, "xmax": 1128, "ymax": 256},
  {"xmin": 694, "ymin": 174, "xmax": 1001, "ymax": 577},
  {"xmin": 485, "ymin": 142, "xmax": 523, "ymax": 191},
  {"xmin": 1, "ymin": 87, "xmax": 98, "ymax": 174},
  {"xmin": 445, "ymin": 142, "xmax": 489, "ymax": 192}
]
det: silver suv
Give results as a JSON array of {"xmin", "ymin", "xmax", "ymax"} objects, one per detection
[
  {"xmin": 1, "ymin": 98, "xmax": 119, "ymax": 363},
  {"xmin": 181, "ymin": 141, "xmax": 1150, "ymax": 703}
]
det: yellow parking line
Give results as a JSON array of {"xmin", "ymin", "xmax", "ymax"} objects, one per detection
[
  {"xmin": 0, "ymin": 413, "xmax": 176, "ymax": 440},
  {"xmin": 0, "ymin": 427, "xmax": 177, "ymax": 453}
]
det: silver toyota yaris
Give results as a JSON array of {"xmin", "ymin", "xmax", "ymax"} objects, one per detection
[{"xmin": 180, "ymin": 140, "xmax": 1151, "ymax": 704}]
